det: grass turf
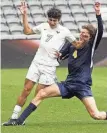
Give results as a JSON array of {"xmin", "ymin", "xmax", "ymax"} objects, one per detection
[{"xmin": 1, "ymin": 67, "xmax": 107, "ymax": 133}]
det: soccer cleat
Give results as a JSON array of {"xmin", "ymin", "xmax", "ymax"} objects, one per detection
[{"xmin": 2, "ymin": 119, "xmax": 25, "ymax": 126}]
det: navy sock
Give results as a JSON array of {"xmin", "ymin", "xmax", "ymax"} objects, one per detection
[{"xmin": 17, "ymin": 103, "xmax": 37, "ymax": 123}]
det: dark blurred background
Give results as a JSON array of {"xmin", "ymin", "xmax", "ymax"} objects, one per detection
[{"xmin": 1, "ymin": 38, "xmax": 107, "ymax": 68}]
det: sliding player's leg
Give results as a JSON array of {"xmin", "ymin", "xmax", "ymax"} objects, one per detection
[{"xmin": 81, "ymin": 97, "xmax": 107, "ymax": 120}]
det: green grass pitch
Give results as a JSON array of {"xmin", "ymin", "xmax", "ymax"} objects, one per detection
[{"xmin": 1, "ymin": 67, "xmax": 107, "ymax": 133}]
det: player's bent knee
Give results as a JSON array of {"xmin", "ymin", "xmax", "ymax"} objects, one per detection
[
  {"xmin": 37, "ymin": 89, "xmax": 47, "ymax": 99},
  {"xmin": 23, "ymin": 86, "xmax": 32, "ymax": 96}
]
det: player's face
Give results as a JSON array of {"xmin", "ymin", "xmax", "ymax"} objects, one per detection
[
  {"xmin": 48, "ymin": 18, "xmax": 59, "ymax": 28},
  {"xmin": 80, "ymin": 29, "xmax": 91, "ymax": 42}
]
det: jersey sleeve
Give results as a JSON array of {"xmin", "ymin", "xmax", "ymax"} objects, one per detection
[
  {"xmin": 32, "ymin": 23, "xmax": 43, "ymax": 34},
  {"xmin": 95, "ymin": 15, "xmax": 103, "ymax": 50},
  {"xmin": 59, "ymin": 40, "xmax": 71, "ymax": 59},
  {"xmin": 65, "ymin": 29, "xmax": 77, "ymax": 43}
]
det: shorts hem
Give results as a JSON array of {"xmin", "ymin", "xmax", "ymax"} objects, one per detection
[
  {"xmin": 38, "ymin": 81, "xmax": 55, "ymax": 85},
  {"xmin": 26, "ymin": 77, "xmax": 37, "ymax": 83},
  {"xmin": 79, "ymin": 95, "xmax": 93, "ymax": 100}
]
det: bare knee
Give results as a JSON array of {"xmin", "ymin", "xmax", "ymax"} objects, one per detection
[{"xmin": 36, "ymin": 89, "xmax": 47, "ymax": 100}]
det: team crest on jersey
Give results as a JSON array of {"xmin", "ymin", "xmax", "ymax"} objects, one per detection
[
  {"xmin": 73, "ymin": 50, "xmax": 78, "ymax": 58},
  {"xmin": 56, "ymin": 31, "xmax": 60, "ymax": 34}
]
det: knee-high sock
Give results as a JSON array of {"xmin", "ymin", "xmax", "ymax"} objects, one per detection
[{"xmin": 17, "ymin": 103, "xmax": 37, "ymax": 123}]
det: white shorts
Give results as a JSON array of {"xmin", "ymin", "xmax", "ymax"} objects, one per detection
[{"xmin": 26, "ymin": 61, "xmax": 57, "ymax": 85}]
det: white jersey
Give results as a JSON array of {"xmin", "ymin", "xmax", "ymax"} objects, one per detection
[{"xmin": 32, "ymin": 22, "xmax": 76, "ymax": 66}]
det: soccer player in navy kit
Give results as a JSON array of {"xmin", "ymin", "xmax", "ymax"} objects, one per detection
[{"xmin": 3, "ymin": 2, "xmax": 107, "ymax": 126}]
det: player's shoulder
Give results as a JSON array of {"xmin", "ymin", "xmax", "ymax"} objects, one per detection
[
  {"xmin": 58, "ymin": 24, "xmax": 70, "ymax": 32},
  {"xmin": 36, "ymin": 22, "xmax": 49, "ymax": 28},
  {"xmin": 40, "ymin": 22, "xmax": 49, "ymax": 27}
]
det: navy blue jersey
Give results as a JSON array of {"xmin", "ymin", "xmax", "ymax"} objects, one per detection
[{"xmin": 60, "ymin": 15, "xmax": 103, "ymax": 86}]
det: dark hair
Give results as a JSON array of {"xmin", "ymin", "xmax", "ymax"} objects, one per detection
[
  {"xmin": 47, "ymin": 7, "xmax": 62, "ymax": 20},
  {"xmin": 82, "ymin": 24, "xmax": 96, "ymax": 39}
]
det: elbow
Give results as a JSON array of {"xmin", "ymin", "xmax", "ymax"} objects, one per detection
[
  {"xmin": 23, "ymin": 31, "xmax": 28, "ymax": 35},
  {"xmin": 23, "ymin": 29, "xmax": 31, "ymax": 35},
  {"xmin": 24, "ymin": 32, "xmax": 30, "ymax": 35},
  {"xmin": 23, "ymin": 27, "xmax": 33, "ymax": 35}
]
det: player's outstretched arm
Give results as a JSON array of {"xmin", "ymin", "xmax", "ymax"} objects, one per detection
[
  {"xmin": 94, "ymin": 2, "xmax": 103, "ymax": 49},
  {"xmin": 18, "ymin": 1, "xmax": 34, "ymax": 35}
]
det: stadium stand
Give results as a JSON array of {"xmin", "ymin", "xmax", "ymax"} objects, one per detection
[
  {"xmin": 9, "ymin": 24, "xmax": 23, "ymax": 35},
  {"xmin": 27, "ymin": 0, "xmax": 41, "ymax": 10},
  {"xmin": 33, "ymin": 15, "xmax": 47, "ymax": 25},
  {"xmin": 1, "ymin": 0, "xmax": 107, "ymax": 39},
  {"xmin": 2, "ymin": 1, "xmax": 13, "ymax": 10},
  {"xmin": 1, "ymin": 24, "xmax": 10, "ymax": 35},
  {"xmin": 41, "ymin": 0, "xmax": 54, "ymax": 13}
]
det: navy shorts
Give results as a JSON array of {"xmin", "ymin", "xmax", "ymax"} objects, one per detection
[{"xmin": 57, "ymin": 81, "xmax": 93, "ymax": 100}]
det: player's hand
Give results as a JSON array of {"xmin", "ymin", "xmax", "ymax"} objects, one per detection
[
  {"xmin": 73, "ymin": 39, "xmax": 86, "ymax": 49},
  {"xmin": 60, "ymin": 55, "xmax": 68, "ymax": 60},
  {"xmin": 94, "ymin": 2, "xmax": 101, "ymax": 15},
  {"xmin": 18, "ymin": 1, "xmax": 28, "ymax": 15},
  {"xmin": 52, "ymin": 49, "xmax": 62, "ymax": 58}
]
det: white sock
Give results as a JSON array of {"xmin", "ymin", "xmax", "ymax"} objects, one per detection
[{"xmin": 11, "ymin": 105, "xmax": 22, "ymax": 119}]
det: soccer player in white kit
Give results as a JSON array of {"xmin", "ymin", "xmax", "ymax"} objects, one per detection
[{"xmin": 2, "ymin": 1, "xmax": 86, "ymax": 125}]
